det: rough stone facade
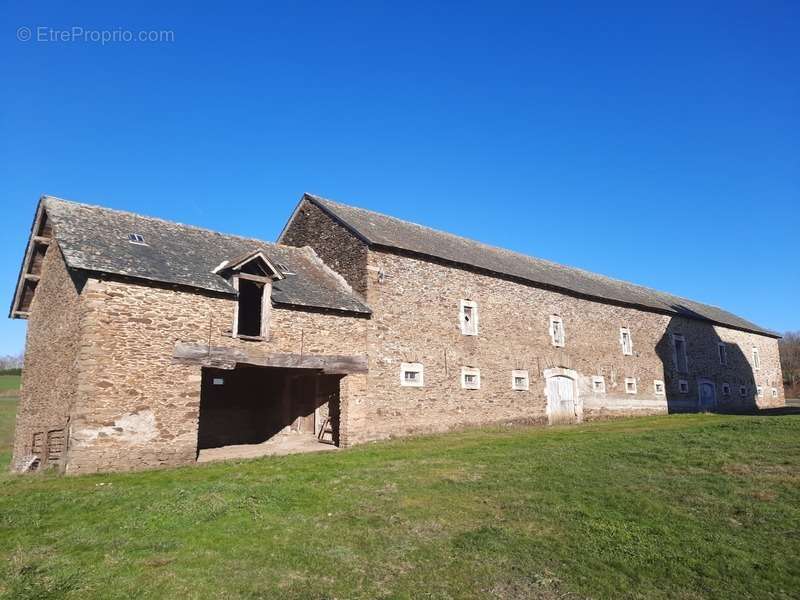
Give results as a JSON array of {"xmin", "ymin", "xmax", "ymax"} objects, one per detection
[
  {"xmin": 282, "ymin": 198, "xmax": 785, "ymax": 446},
  {"xmin": 12, "ymin": 244, "xmax": 85, "ymax": 470},
  {"xmin": 11, "ymin": 197, "xmax": 784, "ymax": 475}
]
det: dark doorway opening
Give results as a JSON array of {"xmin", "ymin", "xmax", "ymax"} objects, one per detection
[{"xmin": 197, "ymin": 365, "xmax": 341, "ymax": 454}]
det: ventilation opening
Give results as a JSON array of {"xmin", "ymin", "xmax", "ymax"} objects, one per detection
[{"xmin": 237, "ymin": 279, "xmax": 264, "ymax": 337}]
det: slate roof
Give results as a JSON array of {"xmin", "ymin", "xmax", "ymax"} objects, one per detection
[
  {"xmin": 38, "ymin": 196, "xmax": 371, "ymax": 315},
  {"xmin": 299, "ymin": 194, "xmax": 776, "ymax": 337}
]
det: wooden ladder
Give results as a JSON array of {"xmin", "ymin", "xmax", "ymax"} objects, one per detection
[{"xmin": 317, "ymin": 417, "xmax": 335, "ymax": 445}]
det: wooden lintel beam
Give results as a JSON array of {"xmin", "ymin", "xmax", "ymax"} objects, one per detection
[
  {"xmin": 172, "ymin": 342, "xmax": 368, "ymax": 374},
  {"xmin": 12, "ymin": 310, "xmax": 30, "ymax": 319},
  {"xmin": 32, "ymin": 236, "xmax": 51, "ymax": 245},
  {"xmin": 23, "ymin": 274, "xmax": 41, "ymax": 282}
]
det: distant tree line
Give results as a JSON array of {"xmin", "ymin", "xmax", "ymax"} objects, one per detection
[
  {"xmin": 0, "ymin": 352, "xmax": 23, "ymax": 375},
  {"xmin": 779, "ymin": 331, "xmax": 800, "ymax": 396}
]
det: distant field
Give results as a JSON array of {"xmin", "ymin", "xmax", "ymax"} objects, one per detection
[
  {"xmin": 0, "ymin": 397, "xmax": 16, "ymax": 467},
  {"xmin": 0, "ymin": 375, "xmax": 20, "ymax": 395},
  {"xmin": 0, "ymin": 399, "xmax": 798, "ymax": 599}
]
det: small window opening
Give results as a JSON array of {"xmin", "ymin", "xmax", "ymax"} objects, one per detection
[
  {"xmin": 592, "ymin": 376, "xmax": 606, "ymax": 393},
  {"xmin": 752, "ymin": 347, "xmax": 761, "ymax": 370},
  {"xmin": 276, "ymin": 262, "xmax": 295, "ymax": 275},
  {"xmin": 654, "ymin": 380, "xmax": 665, "ymax": 395},
  {"xmin": 128, "ymin": 233, "xmax": 146, "ymax": 245},
  {"xmin": 722, "ymin": 383, "xmax": 731, "ymax": 395},
  {"xmin": 673, "ymin": 334, "xmax": 688, "ymax": 373},
  {"xmin": 739, "ymin": 385, "xmax": 747, "ymax": 397},
  {"xmin": 620, "ymin": 327, "xmax": 633, "ymax": 355},
  {"xmin": 213, "ymin": 378, "xmax": 225, "ymax": 386},
  {"xmin": 550, "ymin": 316, "xmax": 565, "ymax": 347},
  {"xmin": 460, "ymin": 300, "xmax": 478, "ymax": 336},
  {"xmin": 461, "ymin": 367, "xmax": 481, "ymax": 389},
  {"xmin": 625, "ymin": 377, "xmax": 637, "ymax": 394},
  {"xmin": 512, "ymin": 370, "xmax": 529, "ymax": 391},
  {"xmin": 757, "ymin": 386, "xmax": 764, "ymax": 398},
  {"xmin": 718, "ymin": 343, "xmax": 728, "ymax": 366},
  {"xmin": 679, "ymin": 379, "xmax": 689, "ymax": 394},
  {"xmin": 771, "ymin": 388, "xmax": 778, "ymax": 398},
  {"xmin": 237, "ymin": 279, "xmax": 264, "ymax": 337},
  {"xmin": 400, "ymin": 363, "xmax": 424, "ymax": 387}
]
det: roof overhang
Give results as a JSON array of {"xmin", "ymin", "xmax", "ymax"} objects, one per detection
[{"xmin": 9, "ymin": 197, "xmax": 53, "ymax": 319}]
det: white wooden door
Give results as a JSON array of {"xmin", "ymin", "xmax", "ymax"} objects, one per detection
[{"xmin": 548, "ymin": 375, "xmax": 577, "ymax": 424}]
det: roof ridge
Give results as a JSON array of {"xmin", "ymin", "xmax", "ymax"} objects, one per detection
[
  {"xmin": 43, "ymin": 194, "xmax": 286, "ymax": 251},
  {"xmin": 305, "ymin": 193, "xmax": 772, "ymax": 335},
  {"xmin": 308, "ymin": 193, "xmax": 720, "ymax": 311}
]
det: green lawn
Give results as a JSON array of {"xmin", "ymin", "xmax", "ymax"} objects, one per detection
[
  {"xmin": 0, "ymin": 375, "xmax": 20, "ymax": 392},
  {"xmin": 0, "ymin": 406, "xmax": 798, "ymax": 600}
]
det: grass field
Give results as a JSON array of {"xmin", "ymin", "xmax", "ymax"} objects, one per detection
[
  {"xmin": 0, "ymin": 375, "xmax": 20, "ymax": 393},
  {"xmin": 0, "ymin": 405, "xmax": 798, "ymax": 599}
]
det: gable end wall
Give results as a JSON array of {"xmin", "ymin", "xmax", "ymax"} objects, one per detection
[
  {"xmin": 280, "ymin": 199, "xmax": 369, "ymax": 296},
  {"xmin": 11, "ymin": 243, "xmax": 86, "ymax": 471}
]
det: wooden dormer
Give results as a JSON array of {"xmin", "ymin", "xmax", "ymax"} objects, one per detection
[{"xmin": 214, "ymin": 250, "xmax": 284, "ymax": 341}]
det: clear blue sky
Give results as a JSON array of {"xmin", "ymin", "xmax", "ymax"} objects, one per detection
[{"xmin": 2, "ymin": 1, "xmax": 798, "ymax": 354}]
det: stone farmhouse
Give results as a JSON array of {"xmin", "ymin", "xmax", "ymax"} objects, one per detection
[{"xmin": 10, "ymin": 194, "xmax": 784, "ymax": 474}]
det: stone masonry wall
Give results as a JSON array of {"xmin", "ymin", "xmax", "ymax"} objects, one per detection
[
  {"xmin": 11, "ymin": 244, "xmax": 85, "ymax": 471},
  {"xmin": 340, "ymin": 248, "xmax": 783, "ymax": 444},
  {"xmin": 280, "ymin": 199, "xmax": 369, "ymax": 296},
  {"xmin": 66, "ymin": 277, "xmax": 368, "ymax": 474}
]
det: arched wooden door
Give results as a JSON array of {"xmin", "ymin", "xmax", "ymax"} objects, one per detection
[{"xmin": 547, "ymin": 374, "xmax": 578, "ymax": 424}]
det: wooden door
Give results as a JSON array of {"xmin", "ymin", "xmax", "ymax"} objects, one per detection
[
  {"xmin": 548, "ymin": 375, "xmax": 577, "ymax": 424},
  {"xmin": 698, "ymin": 380, "xmax": 716, "ymax": 411}
]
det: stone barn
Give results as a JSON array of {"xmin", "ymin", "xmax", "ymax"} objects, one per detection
[{"xmin": 9, "ymin": 194, "xmax": 785, "ymax": 474}]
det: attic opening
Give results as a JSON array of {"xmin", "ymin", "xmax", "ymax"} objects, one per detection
[{"xmin": 237, "ymin": 279, "xmax": 264, "ymax": 337}]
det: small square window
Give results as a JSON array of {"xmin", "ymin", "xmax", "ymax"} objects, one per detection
[
  {"xmin": 461, "ymin": 367, "xmax": 480, "ymax": 390},
  {"xmin": 625, "ymin": 377, "xmax": 637, "ymax": 394},
  {"xmin": 739, "ymin": 385, "xmax": 747, "ymax": 397},
  {"xmin": 400, "ymin": 363, "xmax": 424, "ymax": 387},
  {"xmin": 511, "ymin": 370, "xmax": 529, "ymax": 391},
  {"xmin": 722, "ymin": 383, "xmax": 731, "ymax": 395},
  {"xmin": 212, "ymin": 378, "xmax": 225, "ymax": 386},
  {"xmin": 757, "ymin": 386, "xmax": 764, "ymax": 398},
  {"xmin": 771, "ymin": 388, "xmax": 778, "ymax": 398},
  {"xmin": 550, "ymin": 316, "xmax": 565, "ymax": 347},
  {"xmin": 752, "ymin": 347, "xmax": 761, "ymax": 370},
  {"xmin": 654, "ymin": 380, "xmax": 665, "ymax": 395},
  {"xmin": 718, "ymin": 343, "xmax": 728, "ymax": 366},
  {"xmin": 592, "ymin": 376, "xmax": 606, "ymax": 394},
  {"xmin": 460, "ymin": 300, "xmax": 479, "ymax": 336},
  {"xmin": 620, "ymin": 327, "xmax": 633, "ymax": 355},
  {"xmin": 678, "ymin": 379, "xmax": 689, "ymax": 394}
]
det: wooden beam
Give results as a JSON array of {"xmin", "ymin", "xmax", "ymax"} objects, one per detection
[
  {"xmin": 32, "ymin": 236, "xmax": 51, "ymax": 246},
  {"xmin": 172, "ymin": 342, "xmax": 368, "ymax": 374},
  {"xmin": 11, "ymin": 310, "xmax": 30, "ymax": 319},
  {"xmin": 23, "ymin": 274, "xmax": 40, "ymax": 282}
]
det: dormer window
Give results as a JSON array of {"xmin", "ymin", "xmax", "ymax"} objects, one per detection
[
  {"xmin": 128, "ymin": 233, "xmax": 146, "ymax": 245},
  {"xmin": 219, "ymin": 250, "xmax": 283, "ymax": 341}
]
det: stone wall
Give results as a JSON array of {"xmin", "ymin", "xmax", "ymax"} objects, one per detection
[
  {"xmin": 11, "ymin": 244, "xmax": 85, "ymax": 471},
  {"xmin": 65, "ymin": 276, "xmax": 368, "ymax": 474},
  {"xmin": 280, "ymin": 199, "xmax": 369, "ymax": 296},
  {"xmin": 344, "ymin": 248, "xmax": 783, "ymax": 443}
]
